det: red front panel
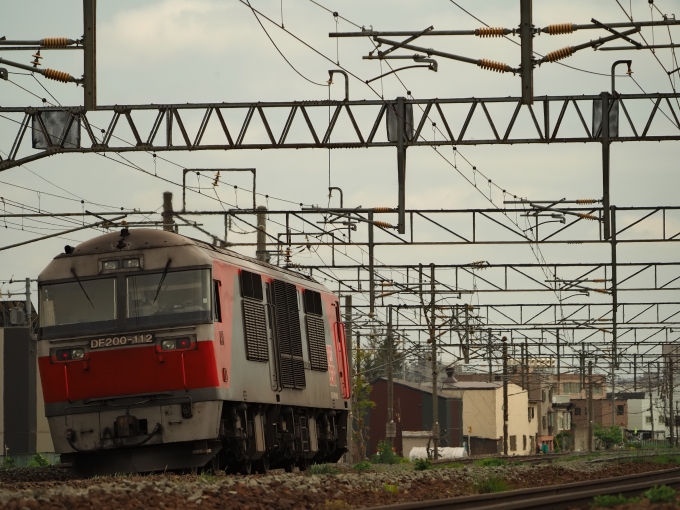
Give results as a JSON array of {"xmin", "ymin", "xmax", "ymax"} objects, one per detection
[{"xmin": 39, "ymin": 342, "xmax": 219, "ymax": 404}]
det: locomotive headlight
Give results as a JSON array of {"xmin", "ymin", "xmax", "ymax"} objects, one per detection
[
  {"xmin": 123, "ymin": 258, "xmax": 140, "ymax": 268},
  {"xmin": 103, "ymin": 260, "xmax": 119, "ymax": 270},
  {"xmin": 55, "ymin": 348, "xmax": 86, "ymax": 361},
  {"xmin": 161, "ymin": 339, "xmax": 177, "ymax": 350},
  {"xmin": 160, "ymin": 337, "xmax": 192, "ymax": 351}
]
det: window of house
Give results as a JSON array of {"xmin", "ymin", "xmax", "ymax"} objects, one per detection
[
  {"xmin": 575, "ymin": 407, "xmax": 582, "ymax": 416},
  {"xmin": 617, "ymin": 405, "xmax": 625, "ymax": 416},
  {"xmin": 562, "ymin": 382, "xmax": 582, "ymax": 394},
  {"xmin": 593, "ymin": 385, "xmax": 602, "ymax": 395},
  {"xmin": 510, "ymin": 435, "xmax": 517, "ymax": 452},
  {"xmin": 660, "ymin": 416, "xmax": 666, "ymax": 424},
  {"xmin": 542, "ymin": 390, "xmax": 546, "ymax": 402},
  {"xmin": 542, "ymin": 416, "xmax": 547, "ymax": 430},
  {"xmin": 548, "ymin": 412, "xmax": 554, "ymax": 427},
  {"xmin": 558, "ymin": 415, "xmax": 564, "ymax": 430},
  {"xmin": 528, "ymin": 407, "xmax": 532, "ymax": 422},
  {"xmin": 646, "ymin": 416, "xmax": 653, "ymax": 424},
  {"xmin": 523, "ymin": 435, "xmax": 527, "ymax": 450}
]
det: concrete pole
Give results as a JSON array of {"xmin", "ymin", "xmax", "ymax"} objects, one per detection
[
  {"xmin": 344, "ymin": 295, "xmax": 353, "ymax": 463},
  {"xmin": 386, "ymin": 305, "xmax": 395, "ymax": 445},
  {"xmin": 488, "ymin": 329, "xmax": 493, "ymax": 383},
  {"xmin": 430, "ymin": 263, "xmax": 439, "ymax": 459},
  {"xmin": 256, "ymin": 206, "xmax": 267, "ymax": 262},
  {"xmin": 162, "ymin": 192, "xmax": 175, "ymax": 232},
  {"xmin": 611, "ymin": 361, "xmax": 616, "ymax": 427},
  {"xmin": 25, "ymin": 277, "xmax": 31, "ymax": 328},
  {"xmin": 670, "ymin": 358, "xmax": 674, "ymax": 447},
  {"xmin": 368, "ymin": 212, "xmax": 375, "ymax": 317},
  {"xmin": 588, "ymin": 361, "xmax": 594, "ymax": 452},
  {"xmin": 503, "ymin": 337, "xmax": 508, "ymax": 456},
  {"xmin": 649, "ymin": 363, "xmax": 655, "ymax": 438}
]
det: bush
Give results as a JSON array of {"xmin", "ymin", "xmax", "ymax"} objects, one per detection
[
  {"xmin": 473, "ymin": 476, "xmax": 508, "ymax": 494},
  {"xmin": 2, "ymin": 457, "xmax": 15, "ymax": 468},
  {"xmin": 352, "ymin": 461, "xmax": 372, "ymax": 472},
  {"xmin": 474, "ymin": 458, "xmax": 508, "ymax": 467},
  {"xmin": 591, "ymin": 494, "xmax": 638, "ymax": 508},
  {"xmin": 643, "ymin": 485, "xmax": 676, "ymax": 504},
  {"xmin": 309, "ymin": 463, "xmax": 340, "ymax": 475},
  {"xmin": 27, "ymin": 453, "xmax": 51, "ymax": 467},
  {"xmin": 370, "ymin": 440, "xmax": 401, "ymax": 465},
  {"xmin": 413, "ymin": 458, "xmax": 432, "ymax": 471},
  {"xmin": 594, "ymin": 425, "xmax": 623, "ymax": 449}
]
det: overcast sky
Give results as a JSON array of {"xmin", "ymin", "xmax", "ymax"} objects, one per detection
[{"xmin": 1, "ymin": 0, "xmax": 679, "ymax": 371}]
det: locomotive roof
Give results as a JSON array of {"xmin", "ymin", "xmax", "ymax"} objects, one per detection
[{"xmin": 46, "ymin": 228, "xmax": 324, "ymax": 290}]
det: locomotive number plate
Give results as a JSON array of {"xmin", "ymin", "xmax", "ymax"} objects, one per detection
[{"xmin": 90, "ymin": 334, "xmax": 154, "ymax": 349}]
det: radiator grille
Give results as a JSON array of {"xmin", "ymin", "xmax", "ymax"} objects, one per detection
[
  {"xmin": 243, "ymin": 298, "xmax": 269, "ymax": 362},
  {"xmin": 273, "ymin": 280, "xmax": 306, "ymax": 389},
  {"xmin": 306, "ymin": 315, "xmax": 328, "ymax": 371}
]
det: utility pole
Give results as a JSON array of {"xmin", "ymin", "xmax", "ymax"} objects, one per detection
[
  {"xmin": 520, "ymin": 342, "xmax": 526, "ymax": 390},
  {"xmin": 83, "ymin": 0, "xmax": 97, "ymax": 111},
  {"xmin": 502, "ymin": 337, "xmax": 509, "ymax": 456},
  {"xmin": 519, "ymin": 0, "xmax": 534, "ymax": 105},
  {"xmin": 670, "ymin": 357, "xmax": 674, "ymax": 447},
  {"xmin": 256, "ymin": 206, "xmax": 267, "ymax": 262},
  {"xmin": 463, "ymin": 305, "xmax": 470, "ymax": 364},
  {"xmin": 25, "ymin": 277, "xmax": 31, "ymax": 328},
  {"xmin": 649, "ymin": 363, "xmax": 655, "ymax": 439},
  {"xmin": 368, "ymin": 212, "xmax": 375, "ymax": 317},
  {"xmin": 430, "ymin": 263, "xmax": 439, "ymax": 459},
  {"xmin": 386, "ymin": 305, "xmax": 395, "ymax": 446},
  {"xmin": 611, "ymin": 206, "xmax": 618, "ymax": 365},
  {"xmin": 396, "ymin": 97, "xmax": 407, "ymax": 234},
  {"xmin": 611, "ymin": 361, "xmax": 616, "ymax": 427},
  {"xmin": 162, "ymin": 192, "xmax": 175, "ymax": 232},
  {"xmin": 588, "ymin": 361, "xmax": 594, "ymax": 452},
  {"xmin": 556, "ymin": 330, "xmax": 561, "ymax": 384},
  {"xmin": 344, "ymin": 295, "xmax": 353, "ymax": 463},
  {"xmin": 488, "ymin": 329, "xmax": 493, "ymax": 383}
]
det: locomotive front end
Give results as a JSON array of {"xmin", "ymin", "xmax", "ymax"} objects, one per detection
[{"xmin": 38, "ymin": 228, "xmax": 222, "ymax": 473}]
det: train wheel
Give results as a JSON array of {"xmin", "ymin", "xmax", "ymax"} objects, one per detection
[
  {"xmin": 254, "ymin": 456, "xmax": 269, "ymax": 474},
  {"xmin": 284, "ymin": 460, "xmax": 294, "ymax": 473},
  {"xmin": 240, "ymin": 460, "xmax": 252, "ymax": 475},
  {"xmin": 297, "ymin": 457, "xmax": 310, "ymax": 472}
]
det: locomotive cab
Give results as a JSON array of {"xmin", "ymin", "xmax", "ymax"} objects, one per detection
[{"xmin": 37, "ymin": 228, "xmax": 350, "ymax": 473}]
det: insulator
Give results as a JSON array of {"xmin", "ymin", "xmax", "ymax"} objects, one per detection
[
  {"xmin": 593, "ymin": 279, "xmax": 606, "ymax": 283},
  {"xmin": 41, "ymin": 37, "xmax": 69, "ymax": 48},
  {"xmin": 546, "ymin": 23, "xmax": 575, "ymax": 35},
  {"xmin": 576, "ymin": 199, "xmax": 597, "ymax": 204},
  {"xmin": 380, "ymin": 281, "xmax": 393, "ymax": 286},
  {"xmin": 43, "ymin": 68, "xmax": 71, "ymax": 83},
  {"xmin": 477, "ymin": 59, "xmax": 508, "ymax": 73},
  {"xmin": 544, "ymin": 46, "xmax": 574, "ymax": 63},
  {"xmin": 476, "ymin": 26, "xmax": 505, "ymax": 38},
  {"xmin": 578, "ymin": 213, "xmax": 597, "ymax": 221},
  {"xmin": 595, "ymin": 289, "xmax": 609, "ymax": 294},
  {"xmin": 373, "ymin": 207, "xmax": 393, "ymax": 213},
  {"xmin": 373, "ymin": 220, "xmax": 393, "ymax": 229}
]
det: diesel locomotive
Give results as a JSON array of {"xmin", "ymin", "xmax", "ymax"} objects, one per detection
[{"xmin": 37, "ymin": 227, "xmax": 350, "ymax": 473}]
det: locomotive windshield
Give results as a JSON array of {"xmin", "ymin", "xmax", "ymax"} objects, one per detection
[
  {"xmin": 40, "ymin": 278, "xmax": 117, "ymax": 335},
  {"xmin": 126, "ymin": 269, "xmax": 211, "ymax": 327}
]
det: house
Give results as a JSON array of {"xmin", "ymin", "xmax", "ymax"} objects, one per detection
[
  {"xmin": 366, "ymin": 378, "xmax": 463, "ymax": 458},
  {"xmin": 443, "ymin": 380, "xmax": 534, "ymax": 455}
]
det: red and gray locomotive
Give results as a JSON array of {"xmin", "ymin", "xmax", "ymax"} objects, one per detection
[{"xmin": 37, "ymin": 227, "xmax": 350, "ymax": 473}]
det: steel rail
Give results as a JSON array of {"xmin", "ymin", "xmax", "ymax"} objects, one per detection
[{"xmin": 359, "ymin": 466, "xmax": 680, "ymax": 510}]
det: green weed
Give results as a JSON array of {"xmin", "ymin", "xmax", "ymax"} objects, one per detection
[
  {"xmin": 352, "ymin": 461, "xmax": 372, "ymax": 472},
  {"xmin": 2, "ymin": 457, "xmax": 15, "ymax": 468},
  {"xmin": 413, "ymin": 458, "xmax": 432, "ymax": 471},
  {"xmin": 324, "ymin": 500, "xmax": 351, "ymax": 510},
  {"xmin": 309, "ymin": 463, "xmax": 340, "ymax": 475},
  {"xmin": 383, "ymin": 483, "xmax": 399, "ymax": 494},
  {"xmin": 437, "ymin": 462, "xmax": 464, "ymax": 469},
  {"xmin": 591, "ymin": 494, "xmax": 638, "ymax": 508},
  {"xmin": 473, "ymin": 476, "xmax": 508, "ymax": 494},
  {"xmin": 474, "ymin": 458, "xmax": 508, "ymax": 467},
  {"xmin": 643, "ymin": 485, "xmax": 677, "ymax": 504},
  {"xmin": 652, "ymin": 454, "xmax": 680, "ymax": 465}
]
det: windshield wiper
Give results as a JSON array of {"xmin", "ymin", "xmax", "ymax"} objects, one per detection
[
  {"xmin": 152, "ymin": 258, "xmax": 172, "ymax": 304},
  {"xmin": 71, "ymin": 268, "xmax": 95, "ymax": 308}
]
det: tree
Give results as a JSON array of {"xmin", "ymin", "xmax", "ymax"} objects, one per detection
[{"xmin": 351, "ymin": 346, "xmax": 376, "ymax": 461}]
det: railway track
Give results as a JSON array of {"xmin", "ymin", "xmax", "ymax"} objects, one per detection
[{"xmin": 360, "ymin": 466, "xmax": 680, "ymax": 510}]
